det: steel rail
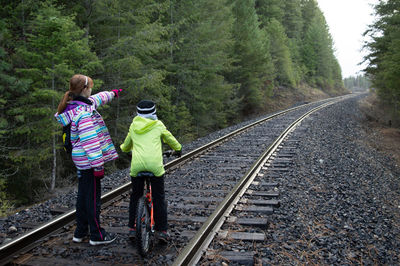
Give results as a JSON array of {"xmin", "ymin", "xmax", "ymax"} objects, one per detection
[
  {"xmin": 0, "ymin": 96, "xmax": 345, "ymax": 265},
  {"xmin": 172, "ymin": 98, "xmax": 344, "ymax": 266}
]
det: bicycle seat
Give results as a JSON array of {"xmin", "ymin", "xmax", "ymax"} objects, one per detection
[{"xmin": 137, "ymin": 171, "xmax": 155, "ymax": 178}]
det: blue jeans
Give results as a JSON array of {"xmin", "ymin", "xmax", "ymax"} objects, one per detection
[
  {"xmin": 74, "ymin": 169, "xmax": 106, "ymax": 241},
  {"xmin": 129, "ymin": 175, "xmax": 167, "ymax": 231}
]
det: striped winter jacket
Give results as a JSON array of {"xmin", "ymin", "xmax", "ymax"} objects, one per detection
[{"xmin": 54, "ymin": 91, "xmax": 118, "ymax": 171}]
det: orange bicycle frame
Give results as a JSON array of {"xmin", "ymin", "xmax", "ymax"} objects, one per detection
[{"xmin": 145, "ymin": 180, "xmax": 155, "ymax": 230}]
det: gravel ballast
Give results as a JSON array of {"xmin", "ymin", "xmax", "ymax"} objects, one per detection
[{"xmin": 262, "ymin": 95, "xmax": 400, "ymax": 265}]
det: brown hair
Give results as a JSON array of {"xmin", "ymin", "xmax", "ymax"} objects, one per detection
[{"xmin": 57, "ymin": 74, "xmax": 93, "ymax": 114}]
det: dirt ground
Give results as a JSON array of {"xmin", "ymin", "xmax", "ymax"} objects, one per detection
[
  {"xmin": 265, "ymin": 84, "xmax": 330, "ymax": 113},
  {"xmin": 359, "ymin": 93, "xmax": 400, "ymax": 166}
]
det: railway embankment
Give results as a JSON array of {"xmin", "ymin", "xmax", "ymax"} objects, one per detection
[{"xmin": 259, "ymin": 94, "xmax": 400, "ymax": 265}]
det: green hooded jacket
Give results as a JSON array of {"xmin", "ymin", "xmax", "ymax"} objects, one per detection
[{"xmin": 120, "ymin": 116, "xmax": 182, "ymax": 177}]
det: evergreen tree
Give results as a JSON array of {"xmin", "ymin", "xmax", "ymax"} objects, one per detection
[
  {"xmin": 0, "ymin": 19, "xmax": 30, "ymax": 212},
  {"xmin": 89, "ymin": 0, "xmax": 174, "ymax": 150},
  {"xmin": 0, "ymin": 0, "xmax": 42, "ymax": 41},
  {"xmin": 169, "ymin": 0, "xmax": 237, "ymax": 135},
  {"xmin": 54, "ymin": 0, "xmax": 94, "ymax": 33},
  {"xmin": 301, "ymin": 0, "xmax": 318, "ymax": 35},
  {"xmin": 255, "ymin": 0, "xmax": 284, "ymax": 26},
  {"xmin": 11, "ymin": 1, "xmax": 101, "ymax": 201},
  {"xmin": 282, "ymin": 0, "xmax": 303, "ymax": 40},
  {"xmin": 265, "ymin": 18, "xmax": 296, "ymax": 87},
  {"xmin": 300, "ymin": 4, "xmax": 343, "ymax": 92},
  {"xmin": 364, "ymin": 0, "xmax": 400, "ymax": 117},
  {"xmin": 256, "ymin": 0, "xmax": 300, "ymax": 86},
  {"xmin": 230, "ymin": 0, "xmax": 275, "ymax": 115},
  {"xmin": 343, "ymin": 75, "xmax": 370, "ymax": 91},
  {"xmin": 257, "ymin": 0, "xmax": 304, "ymax": 86}
]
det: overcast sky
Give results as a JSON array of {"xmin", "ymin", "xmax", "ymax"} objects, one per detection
[{"xmin": 317, "ymin": 0, "xmax": 378, "ymax": 78}]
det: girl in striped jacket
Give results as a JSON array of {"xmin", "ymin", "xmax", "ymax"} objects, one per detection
[{"xmin": 55, "ymin": 74, "xmax": 122, "ymax": 245}]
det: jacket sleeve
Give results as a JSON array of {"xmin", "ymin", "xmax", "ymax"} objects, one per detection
[
  {"xmin": 160, "ymin": 122, "xmax": 182, "ymax": 151},
  {"xmin": 120, "ymin": 129, "xmax": 133, "ymax": 153},
  {"xmin": 54, "ymin": 109, "xmax": 74, "ymax": 126},
  {"xmin": 89, "ymin": 91, "xmax": 115, "ymax": 109},
  {"xmin": 77, "ymin": 112, "xmax": 104, "ymax": 169}
]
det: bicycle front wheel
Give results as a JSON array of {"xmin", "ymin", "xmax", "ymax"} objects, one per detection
[{"xmin": 136, "ymin": 196, "xmax": 151, "ymax": 256}]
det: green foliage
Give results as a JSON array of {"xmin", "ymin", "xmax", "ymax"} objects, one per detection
[
  {"xmin": 169, "ymin": 0, "xmax": 237, "ymax": 134},
  {"xmin": 7, "ymin": 1, "xmax": 101, "ymax": 202},
  {"xmin": 0, "ymin": 18, "xmax": 30, "ymax": 205},
  {"xmin": 343, "ymin": 75, "xmax": 370, "ymax": 91},
  {"xmin": 0, "ymin": 178, "xmax": 13, "ymax": 217},
  {"xmin": 1, "ymin": 0, "xmax": 345, "ymax": 206},
  {"xmin": 265, "ymin": 18, "xmax": 296, "ymax": 87},
  {"xmin": 282, "ymin": 0, "xmax": 303, "ymax": 40},
  {"xmin": 300, "ymin": 3, "xmax": 343, "ymax": 92},
  {"xmin": 89, "ymin": 0, "xmax": 173, "ymax": 149},
  {"xmin": 256, "ymin": 0, "xmax": 284, "ymax": 26},
  {"xmin": 0, "ymin": 0, "xmax": 43, "ymax": 42},
  {"xmin": 364, "ymin": 0, "xmax": 400, "ymax": 117},
  {"xmin": 230, "ymin": 0, "xmax": 275, "ymax": 115},
  {"xmin": 301, "ymin": 0, "xmax": 318, "ymax": 35}
]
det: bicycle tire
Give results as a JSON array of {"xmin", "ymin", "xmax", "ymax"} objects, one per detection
[{"xmin": 136, "ymin": 196, "xmax": 151, "ymax": 256}]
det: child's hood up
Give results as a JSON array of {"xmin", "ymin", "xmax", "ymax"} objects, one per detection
[{"xmin": 132, "ymin": 116, "xmax": 158, "ymax": 134}]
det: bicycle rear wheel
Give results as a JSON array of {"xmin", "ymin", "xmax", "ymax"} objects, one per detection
[{"xmin": 136, "ymin": 196, "xmax": 151, "ymax": 256}]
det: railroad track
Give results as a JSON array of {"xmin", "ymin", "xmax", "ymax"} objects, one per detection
[
  {"xmin": 200, "ymin": 139, "xmax": 298, "ymax": 265},
  {"xmin": 1, "ymin": 94, "xmax": 356, "ymax": 265}
]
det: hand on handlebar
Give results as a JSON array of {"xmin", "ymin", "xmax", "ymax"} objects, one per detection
[
  {"xmin": 163, "ymin": 150, "xmax": 173, "ymax": 158},
  {"xmin": 163, "ymin": 149, "xmax": 182, "ymax": 158},
  {"xmin": 174, "ymin": 149, "xmax": 182, "ymax": 158}
]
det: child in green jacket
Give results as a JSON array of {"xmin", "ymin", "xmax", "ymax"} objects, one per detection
[{"xmin": 120, "ymin": 100, "xmax": 181, "ymax": 243}]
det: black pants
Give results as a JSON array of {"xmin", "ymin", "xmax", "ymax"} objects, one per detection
[
  {"xmin": 129, "ymin": 175, "xmax": 167, "ymax": 231},
  {"xmin": 74, "ymin": 169, "xmax": 106, "ymax": 241}
]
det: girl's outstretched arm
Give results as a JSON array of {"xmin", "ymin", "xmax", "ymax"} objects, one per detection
[{"xmin": 89, "ymin": 91, "xmax": 117, "ymax": 109}]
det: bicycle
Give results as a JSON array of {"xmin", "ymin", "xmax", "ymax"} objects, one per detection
[{"xmin": 134, "ymin": 150, "xmax": 181, "ymax": 256}]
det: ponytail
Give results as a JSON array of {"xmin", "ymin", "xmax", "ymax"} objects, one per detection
[
  {"xmin": 57, "ymin": 91, "xmax": 75, "ymax": 114},
  {"xmin": 57, "ymin": 74, "xmax": 92, "ymax": 113}
]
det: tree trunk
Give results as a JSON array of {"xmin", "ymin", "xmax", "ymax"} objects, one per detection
[
  {"xmin": 113, "ymin": 9, "xmax": 121, "ymax": 167},
  {"xmin": 21, "ymin": 0, "xmax": 25, "ymax": 36},
  {"xmin": 51, "ymin": 134, "xmax": 56, "ymax": 191},
  {"xmin": 51, "ymin": 75, "xmax": 56, "ymax": 191}
]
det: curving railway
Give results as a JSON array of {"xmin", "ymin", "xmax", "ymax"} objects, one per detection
[{"xmin": 1, "ymin": 93, "xmax": 358, "ymax": 265}]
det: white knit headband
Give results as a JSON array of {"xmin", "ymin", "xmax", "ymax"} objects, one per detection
[{"xmin": 84, "ymin": 76, "xmax": 88, "ymax": 86}]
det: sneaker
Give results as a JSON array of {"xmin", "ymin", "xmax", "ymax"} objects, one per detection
[
  {"xmin": 128, "ymin": 228, "xmax": 136, "ymax": 240},
  {"xmin": 89, "ymin": 233, "xmax": 116, "ymax": 246},
  {"xmin": 156, "ymin": 231, "xmax": 169, "ymax": 244},
  {"xmin": 72, "ymin": 236, "xmax": 83, "ymax": 243}
]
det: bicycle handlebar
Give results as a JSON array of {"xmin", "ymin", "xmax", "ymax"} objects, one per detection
[{"xmin": 163, "ymin": 150, "xmax": 182, "ymax": 158}]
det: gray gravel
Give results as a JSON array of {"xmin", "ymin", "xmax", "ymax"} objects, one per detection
[{"xmin": 261, "ymin": 95, "xmax": 400, "ymax": 265}]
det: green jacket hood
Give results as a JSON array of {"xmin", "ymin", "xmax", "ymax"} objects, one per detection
[{"xmin": 132, "ymin": 116, "xmax": 158, "ymax": 134}]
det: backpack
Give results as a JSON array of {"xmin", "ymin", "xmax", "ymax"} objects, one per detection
[{"xmin": 62, "ymin": 124, "xmax": 72, "ymax": 154}]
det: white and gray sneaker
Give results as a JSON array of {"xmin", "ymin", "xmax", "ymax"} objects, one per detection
[
  {"xmin": 72, "ymin": 236, "xmax": 83, "ymax": 243},
  {"xmin": 89, "ymin": 233, "xmax": 116, "ymax": 246}
]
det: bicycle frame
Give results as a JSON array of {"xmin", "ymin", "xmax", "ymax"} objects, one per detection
[
  {"xmin": 144, "ymin": 177, "xmax": 155, "ymax": 232},
  {"xmin": 135, "ymin": 151, "xmax": 180, "ymax": 255},
  {"xmin": 135, "ymin": 172, "xmax": 156, "ymax": 256}
]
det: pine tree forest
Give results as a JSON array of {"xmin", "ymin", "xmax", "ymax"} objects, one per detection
[
  {"xmin": 363, "ymin": 0, "xmax": 400, "ymax": 123},
  {"xmin": 343, "ymin": 75, "xmax": 370, "ymax": 92},
  {"xmin": 0, "ymin": 0, "xmax": 345, "ymax": 210}
]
